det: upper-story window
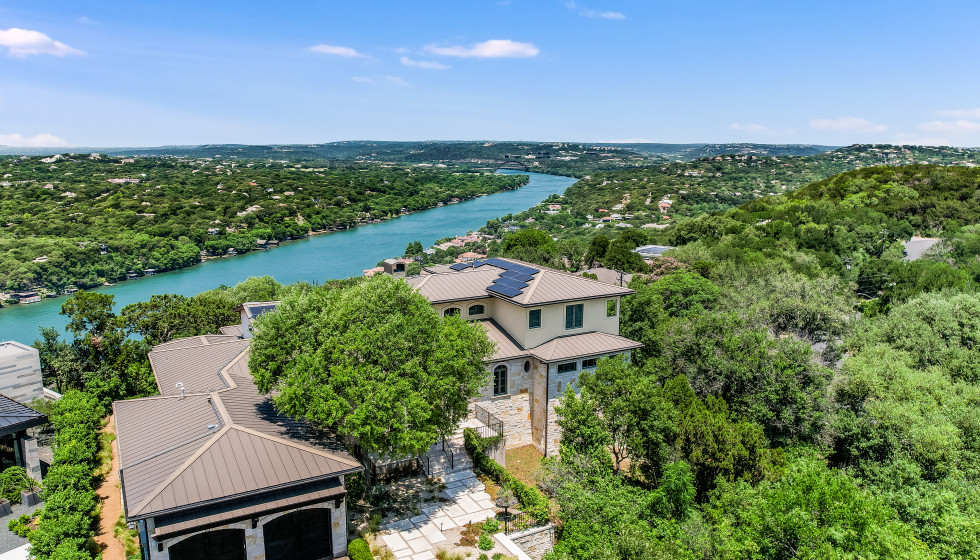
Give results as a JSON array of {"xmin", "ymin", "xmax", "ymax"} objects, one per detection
[
  {"xmin": 557, "ymin": 361, "xmax": 578, "ymax": 374},
  {"xmin": 493, "ymin": 365, "xmax": 508, "ymax": 396},
  {"xmin": 565, "ymin": 304, "xmax": 584, "ymax": 330},
  {"xmin": 444, "ymin": 307, "xmax": 461, "ymax": 317},
  {"xmin": 582, "ymin": 358, "xmax": 598, "ymax": 369},
  {"xmin": 528, "ymin": 309, "xmax": 542, "ymax": 329},
  {"xmin": 606, "ymin": 299, "xmax": 618, "ymax": 317},
  {"xmin": 468, "ymin": 304, "xmax": 486, "ymax": 316}
]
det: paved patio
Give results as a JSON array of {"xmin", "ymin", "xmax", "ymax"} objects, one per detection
[{"xmin": 379, "ymin": 470, "xmax": 498, "ymax": 560}]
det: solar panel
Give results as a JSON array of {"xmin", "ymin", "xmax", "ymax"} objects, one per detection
[
  {"xmin": 449, "ymin": 262, "xmax": 471, "ymax": 271},
  {"xmin": 483, "ymin": 257, "xmax": 510, "ymax": 269},
  {"xmin": 499, "ymin": 270, "xmax": 534, "ymax": 283},
  {"xmin": 507, "ymin": 263, "xmax": 540, "ymax": 276},
  {"xmin": 472, "ymin": 260, "xmax": 488, "ymax": 268},
  {"xmin": 492, "ymin": 277, "xmax": 528, "ymax": 290},
  {"xmin": 487, "ymin": 284, "xmax": 522, "ymax": 298}
]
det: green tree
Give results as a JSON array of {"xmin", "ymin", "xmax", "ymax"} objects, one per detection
[{"xmin": 249, "ymin": 275, "xmax": 494, "ymax": 458}]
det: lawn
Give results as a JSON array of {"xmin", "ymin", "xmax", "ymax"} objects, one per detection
[{"xmin": 505, "ymin": 445, "xmax": 544, "ymax": 487}]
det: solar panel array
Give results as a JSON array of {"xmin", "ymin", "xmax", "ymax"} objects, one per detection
[{"xmin": 445, "ymin": 257, "xmax": 540, "ymax": 299}]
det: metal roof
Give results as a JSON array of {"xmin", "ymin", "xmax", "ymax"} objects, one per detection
[
  {"xmin": 407, "ymin": 258, "xmax": 632, "ymax": 306},
  {"xmin": 115, "ymin": 338, "xmax": 360, "ymax": 523},
  {"xmin": 0, "ymin": 394, "xmax": 46, "ymax": 436},
  {"xmin": 479, "ymin": 320, "xmax": 527, "ymax": 362},
  {"xmin": 239, "ymin": 301, "xmax": 281, "ymax": 319},
  {"xmin": 530, "ymin": 331, "xmax": 643, "ymax": 363},
  {"xmin": 218, "ymin": 324, "xmax": 243, "ymax": 337}
]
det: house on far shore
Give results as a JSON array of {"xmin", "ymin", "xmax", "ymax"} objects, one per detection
[
  {"xmin": 114, "ymin": 320, "xmax": 360, "ymax": 560},
  {"xmin": 10, "ymin": 292, "xmax": 41, "ymax": 304}
]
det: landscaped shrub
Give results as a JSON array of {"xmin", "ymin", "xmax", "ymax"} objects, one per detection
[
  {"xmin": 483, "ymin": 517, "xmax": 500, "ymax": 533},
  {"xmin": 0, "ymin": 466, "xmax": 38, "ymax": 504},
  {"xmin": 349, "ymin": 538, "xmax": 374, "ymax": 560},
  {"xmin": 463, "ymin": 428, "xmax": 550, "ymax": 523},
  {"xmin": 478, "ymin": 533, "xmax": 494, "ymax": 551},
  {"xmin": 28, "ymin": 390, "xmax": 104, "ymax": 560},
  {"xmin": 8, "ymin": 513, "xmax": 33, "ymax": 537}
]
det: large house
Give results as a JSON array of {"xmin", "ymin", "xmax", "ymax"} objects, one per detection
[
  {"xmin": 114, "ymin": 329, "xmax": 361, "ymax": 560},
  {"xmin": 406, "ymin": 257, "xmax": 641, "ymax": 456}
]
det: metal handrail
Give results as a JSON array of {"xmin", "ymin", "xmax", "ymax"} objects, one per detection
[
  {"xmin": 473, "ymin": 404, "xmax": 505, "ymax": 439},
  {"xmin": 441, "ymin": 436, "xmax": 454, "ymax": 471},
  {"xmin": 418, "ymin": 454, "xmax": 431, "ymax": 477}
]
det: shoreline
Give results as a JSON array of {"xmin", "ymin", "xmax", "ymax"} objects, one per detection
[{"xmin": 0, "ymin": 172, "xmax": 535, "ymax": 312}]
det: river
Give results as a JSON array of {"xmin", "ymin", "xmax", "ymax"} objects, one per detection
[{"xmin": 0, "ymin": 171, "xmax": 577, "ymax": 342}]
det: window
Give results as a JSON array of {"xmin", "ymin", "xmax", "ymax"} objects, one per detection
[
  {"xmin": 169, "ymin": 529, "xmax": 246, "ymax": 560},
  {"xmin": 264, "ymin": 509, "xmax": 333, "ymax": 560},
  {"xmin": 444, "ymin": 307, "xmax": 461, "ymax": 317},
  {"xmin": 565, "ymin": 304, "xmax": 584, "ymax": 329},
  {"xmin": 528, "ymin": 309, "xmax": 541, "ymax": 329},
  {"xmin": 557, "ymin": 361, "xmax": 577, "ymax": 374},
  {"xmin": 468, "ymin": 304, "xmax": 485, "ymax": 316},
  {"xmin": 523, "ymin": 360, "xmax": 531, "ymax": 373},
  {"xmin": 493, "ymin": 365, "xmax": 508, "ymax": 396},
  {"xmin": 606, "ymin": 299, "xmax": 618, "ymax": 317},
  {"xmin": 582, "ymin": 358, "xmax": 598, "ymax": 369}
]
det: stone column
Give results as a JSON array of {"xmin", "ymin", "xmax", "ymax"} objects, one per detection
[
  {"xmin": 331, "ymin": 500, "xmax": 348, "ymax": 558},
  {"xmin": 20, "ymin": 436, "xmax": 42, "ymax": 483}
]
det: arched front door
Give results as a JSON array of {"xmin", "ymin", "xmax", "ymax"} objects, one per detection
[
  {"xmin": 263, "ymin": 508, "xmax": 333, "ymax": 560},
  {"xmin": 169, "ymin": 529, "xmax": 245, "ymax": 560}
]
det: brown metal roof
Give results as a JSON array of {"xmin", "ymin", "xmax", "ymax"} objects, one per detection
[
  {"xmin": 479, "ymin": 320, "xmax": 528, "ymax": 361},
  {"xmin": 530, "ymin": 331, "xmax": 643, "ymax": 363},
  {"xmin": 218, "ymin": 324, "xmax": 243, "ymax": 337},
  {"xmin": 406, "ymin": 259, "xmax": 632, "ymax": 306},
  {"xmin": 152, "ymin": 334, "xmax": 240, "ymax": 352},
  {"xmin": 149, "ymin": 338, "xmax": 249, "ymax": 396},
  {"xmin": 152, "ymin": 477, "xmax": 345, "ymax": 539},
  {"xmin": 116, "ymin": 339, "xmax": 361, "ymax": 523}
]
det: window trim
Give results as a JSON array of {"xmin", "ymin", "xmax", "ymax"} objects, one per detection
[
  {"xmin": 528, "ymin": 308, "xmax": 542, "ymax": 330},
  {"xmin": 565, "ymin": 303, "xmax": 584, "ymax": 330},
  {"xmin": 493, "ymin": 365, "xmax": 508, "ymax": 396}
]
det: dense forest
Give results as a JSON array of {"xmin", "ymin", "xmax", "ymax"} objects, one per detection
[
  {"xmin": 475, "ymin": 164, "xmax": 980, "ymax": 559},
  {"xmin": 23, "ymin": 161, "xmax": 980, "ymax": 559},
  {"xmin": 0, "ymin": 155, "xmax": 526, "ymax": 292}
]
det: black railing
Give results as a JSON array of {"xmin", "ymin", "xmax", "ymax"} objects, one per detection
[
  {"xmin": 473, "ymin": 404, "xmax": 504, "ymax": 440},
  {"xmin": 502, "ymin": 510, "xmax": 547, "ymax": 534},
  {"xmin": 418, "ymin": 454, "xmax": 431, "ymax": 477},
  {"xmin": 441, "ymin": 436, "xmax": 455, "ymax": 471}
]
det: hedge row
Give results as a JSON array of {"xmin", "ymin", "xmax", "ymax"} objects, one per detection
[
  {"xmin": 28, "ymin": 391, "xmax": 105, "ymax": 560},
  {"xmin": 462, "ymin": 428, "xmax": 550, "ymax": 523}
]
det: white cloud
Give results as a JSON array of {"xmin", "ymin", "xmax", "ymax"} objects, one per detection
[
  {"xmin": 308, "ymin": 44, "xmax": 369, "ymax": 58},
  {"xmin": 563, "ymin": 1, "xmax": 626, "ymax": 19},
  {"xmin": 0, "ymin": 28, "xmax": 84, "ymax": 57},
  {"xmin": 729, "ymin": 123, "xmax": 776, "ymax": 134},
  {"xmin": 0, "ymin": 132, "xmax": 69, "ymax": 147},
  {"xmin": 400, "ymin": 56, "xmax": 449, "ymax": 70},
  {"xmin": 920, "ymin": 120, "xmax": 980, "ymax": 134},
  {"xmin": 352, "ymin": 75, "xmax": 409, "ymax": 87},
  {"xmin": 810, "ymin": 117, "xmax": 887, "ymax": 134},
  {"xmin": 936, "ymin": 108, "xmax": 980, "ymax": 119},
  {"xmin": 425, "ymin": 39, "xmax": 539, "ymax": 58}
]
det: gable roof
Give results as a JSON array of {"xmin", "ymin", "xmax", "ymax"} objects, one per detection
[
  {"xmin": 410, "ymin": 258, "xmax": 632, "ymax": 306},
  {"xmin": 115, "ymin": 336, "xmax": 360, "ymax": 522},
  {"xmin": 0, "ymin": 394, "xmax": 46, "ymax": 436}
]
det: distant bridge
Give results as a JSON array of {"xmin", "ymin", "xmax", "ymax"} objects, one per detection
[{"xmin": 491, "ymin": 160, "xmax": 531, "ymax": 171}]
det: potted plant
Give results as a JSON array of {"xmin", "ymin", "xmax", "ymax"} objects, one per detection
[{"xmin": 20, "ymin": 485, "xmax": 42, "ymax": 507}]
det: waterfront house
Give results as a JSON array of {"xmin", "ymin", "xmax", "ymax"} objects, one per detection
[
  {"xmin": 11, "ymin": 292, "xmax": 41, "ymax": 304},
  {"xmin": 406, "ymin": 258, "xmax": 641, "ymax": 456},
  {"xmin": 114, "ymin": 329, "xmax": 360, "ymax": 560}
]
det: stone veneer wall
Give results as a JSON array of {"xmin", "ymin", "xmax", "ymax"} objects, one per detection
[
  {"xmin": 509, "ymin": 524, "xmax": 556, "ymax": 559},
  {"xmin": 476, "ymin": 357, "xmax": 534, "ymax": 448},
  {"xmin": 147, "ymin": 500, "xmax": 348, "ymax": 560}
]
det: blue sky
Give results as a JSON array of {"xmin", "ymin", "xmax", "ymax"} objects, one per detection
[{"xmin": 2, "ymin": 0, "xmax": 979, "ymax": 148}]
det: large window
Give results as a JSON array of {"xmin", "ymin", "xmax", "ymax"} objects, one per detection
[
  {"xmin": 169, "ymin": 529, "xmax": 246, "ymax": 560},
  {"xmin": 557, "ymin": 362, "xmax": 578, "ymax": 374},
  {"xmin": 444, "ymin": 307, "xmax": 461, "ymax": 317},
  {"xmin": 565, "ymin": 304, "xmax": 584, "ymax": 330},
  {"xmin": 528, "ymin": 309, "xmax": 541, "ymax": 329},
  {"xmin": 468, "ymin": 304, "xmax": 485, "ymax": 316},
  {"xmin": 493, "ymin": 365, "xmax": 508, "ymax": 396},
  {"xmin": 264, "ymin": 508, "xmax": 333, "ymax": 560}
]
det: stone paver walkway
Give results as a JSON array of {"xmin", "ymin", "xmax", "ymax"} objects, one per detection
[{"xmin": 380, "ymin": 470, "xmax": 497, "ymax": 560}]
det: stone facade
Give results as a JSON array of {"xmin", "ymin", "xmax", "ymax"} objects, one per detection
[
  {"xmin": 146, "ymin": 500, "xmax": 348, "ymax": 560},
  {"xmin": 509, "ymin": 524, "xmax": 556, "ymax": 560}
]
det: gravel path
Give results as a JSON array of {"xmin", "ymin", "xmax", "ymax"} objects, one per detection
[{"xmin": 0, "ymin": 502, "xmax": 42, "ymax": 555}]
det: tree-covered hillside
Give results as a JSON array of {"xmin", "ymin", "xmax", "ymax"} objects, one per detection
[{"xmin": 0, "ymin": 154, "xmax": 526, "ymax": 292}]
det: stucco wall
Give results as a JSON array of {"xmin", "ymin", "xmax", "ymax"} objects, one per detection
[
  {"xmin": 492, "ymin": 297, "xmax": 622, "ymax": 350},
  {"xmin": 0, "ymin": 341, "xmax": 43, "ymax": 404},
  {"xmin": 147, "ymin": 499, "xmax": 348, "ymax": 560}
]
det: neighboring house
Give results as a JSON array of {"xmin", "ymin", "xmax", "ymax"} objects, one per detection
[
  {"xmin": 0, "ymin": 341, "xmax": 44, "ymax": 404},
  {"xmin": 10, "ymin": 292, "xmax": 41, "ymax": 304},
  {"xmin": 237, "ymin": 301, "xmax": 281, "ymax": 339},
  {"xmin": 634, "ymin": 244, "xmax": 676, "ymax": 258},
  {"xmin": 114, "ymin": 329, "xmax": 361, "ymax": 560},
  {"xmin": 406, "ymin": 258, "xmax": 641, "ymax": 456}
]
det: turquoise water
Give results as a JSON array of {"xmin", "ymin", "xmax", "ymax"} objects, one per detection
[{"xmin": 0, "ymin": 171, "xmax": 576, "ymax": 342}]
